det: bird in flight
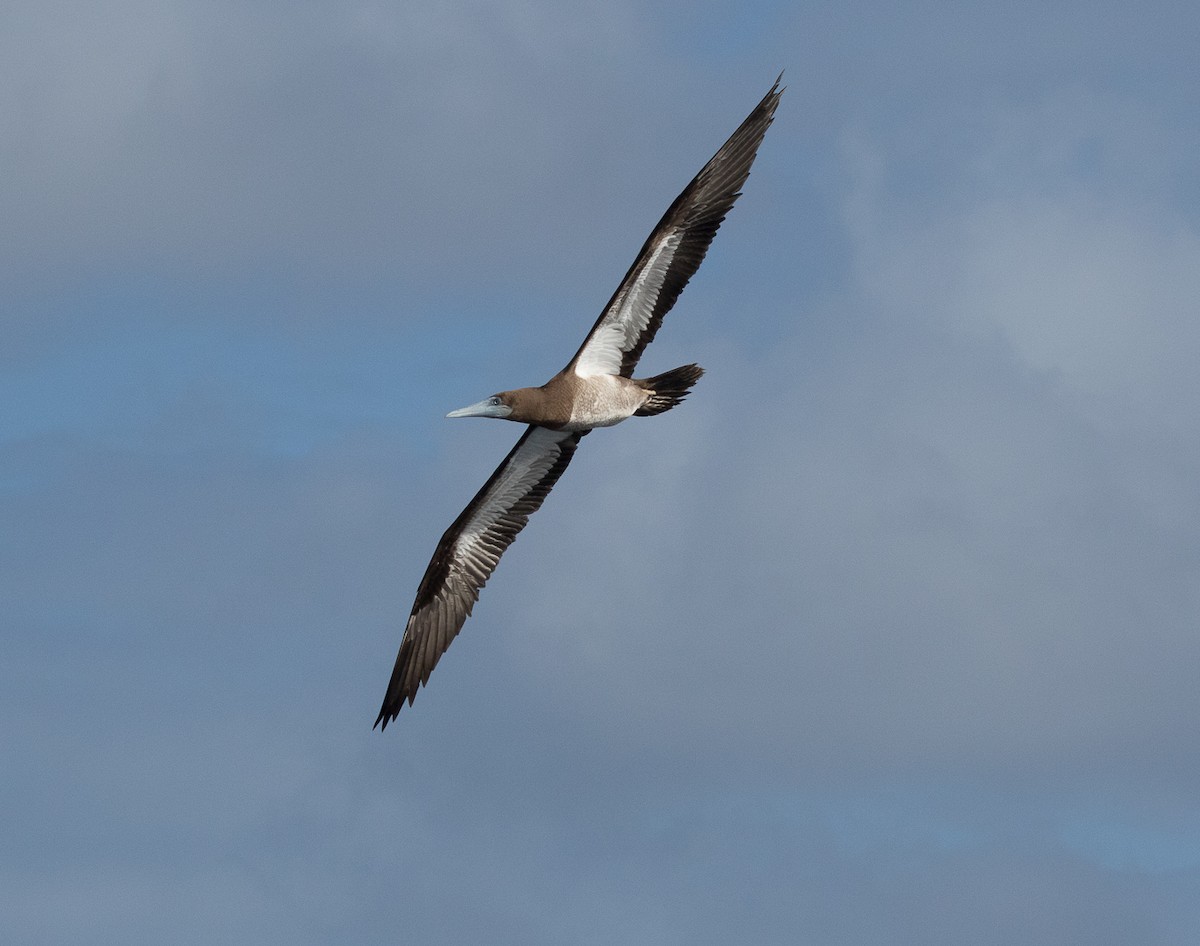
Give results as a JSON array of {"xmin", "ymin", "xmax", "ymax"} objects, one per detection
[{"xmin": 375, "ymin": 77, "xmax": 782, "ymax": 728}]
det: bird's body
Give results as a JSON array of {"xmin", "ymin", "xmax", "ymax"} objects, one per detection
[
  {"xmin": 452, "ymin": 364, "xmax": 706, "ymax": 432},
  {"xmin": 375, "ymin": 78, "xmax": 782, "ymax": 728}
]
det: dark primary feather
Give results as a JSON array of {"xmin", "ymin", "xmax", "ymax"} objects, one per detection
[
  {"xmin": 375, "ymin": 426, "xmax": 584, "ymax": 728},
  {"xmin": 567, "ymin": 76, "xmax": 783, "ymax": 378}
]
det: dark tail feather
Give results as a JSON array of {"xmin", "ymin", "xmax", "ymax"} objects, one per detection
[{"xmin": 635, "ymin": 364, "xmax": 705, "ymax": 416}]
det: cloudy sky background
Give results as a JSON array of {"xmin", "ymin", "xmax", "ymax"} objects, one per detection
[{"xmin": 4, "ymin": 1, "xmax": 1200, "ymax": 942}]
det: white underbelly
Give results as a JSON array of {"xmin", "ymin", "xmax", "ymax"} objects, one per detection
[{"xmin": 566, "ymin": 376, "xmax": 644, "ymax": 430}]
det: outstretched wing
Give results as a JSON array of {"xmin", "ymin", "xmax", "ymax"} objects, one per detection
[
  {"xmin": 375, "ymin": 425, "xmax": 585, "ymax": 727},
  {"xmin": 567, "ymin": 77, "xmax": 783, "ymax": 379}
]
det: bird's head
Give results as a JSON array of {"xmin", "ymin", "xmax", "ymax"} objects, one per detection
[
  {"xmin": 446, "ymin": 391, "xmax": 517, "ymax": 421},
  {"xmin": 446, "ymin": 387, "xmax": 554, "ymax": 425}
]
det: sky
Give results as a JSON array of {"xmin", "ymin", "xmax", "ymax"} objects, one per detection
[{"xmin": 3, "ymin": 1, "xmax": 1200, "ymax": 943}]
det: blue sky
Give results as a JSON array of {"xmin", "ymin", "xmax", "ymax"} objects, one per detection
[{"xmin": 4, "ymin": 1, "xmax": 1200, "ymax": 943}]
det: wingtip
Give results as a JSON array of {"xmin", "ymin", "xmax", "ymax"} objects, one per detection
[
  {"xmin": 744, "ymin": 74, "xmax": 784, "ymax": 131},
  {"xmin": 764, "ymin": 73, "xmax": 785, "ymax": 108},
  {"xmin": 374, "ymin": 700, "xmax": 399, "ymax": 731},
  {"xmin": 375, "ymin": 680, "xmax": 420, "ymax": 731},
  {"xmin": 379, "ymin": 696, "xmax": 413, "ymax": 729}
]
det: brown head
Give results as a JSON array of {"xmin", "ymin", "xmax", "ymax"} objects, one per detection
[{"xmin": 446, "ymin": 386, "xmax": 563, "ymax": 426}]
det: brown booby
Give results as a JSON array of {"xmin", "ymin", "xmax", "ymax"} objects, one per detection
[{"xmin": 375, "ymin": 78, "xmax": 782, "ymax": 728}]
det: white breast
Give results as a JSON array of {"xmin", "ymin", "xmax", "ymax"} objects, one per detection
[{"xmin": 566, "ymin": 376, "xmax": 645, "ymax": 429}]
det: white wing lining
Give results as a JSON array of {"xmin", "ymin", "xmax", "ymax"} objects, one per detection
[{"xmin": 572, "ymin": 233, "xmax": 683, "ymax": 377}]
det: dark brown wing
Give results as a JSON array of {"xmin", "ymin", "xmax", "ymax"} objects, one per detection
[
  {"xmin": 375, "ymin": 425, "xmax": 584, "ymax": 728},
  {"xmin": 566, "ymin": 76, "xmax": 783, "ymax": 378}
]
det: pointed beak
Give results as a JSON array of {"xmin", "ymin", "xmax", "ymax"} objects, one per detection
[{"xmin": 446, "ymin": 397, "xmax": 512, "ymax": 419}]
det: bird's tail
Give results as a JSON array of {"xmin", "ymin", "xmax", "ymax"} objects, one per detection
[{"xmin": 634, "ymin": 364, "xmax": 705, "ymax": 416}]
